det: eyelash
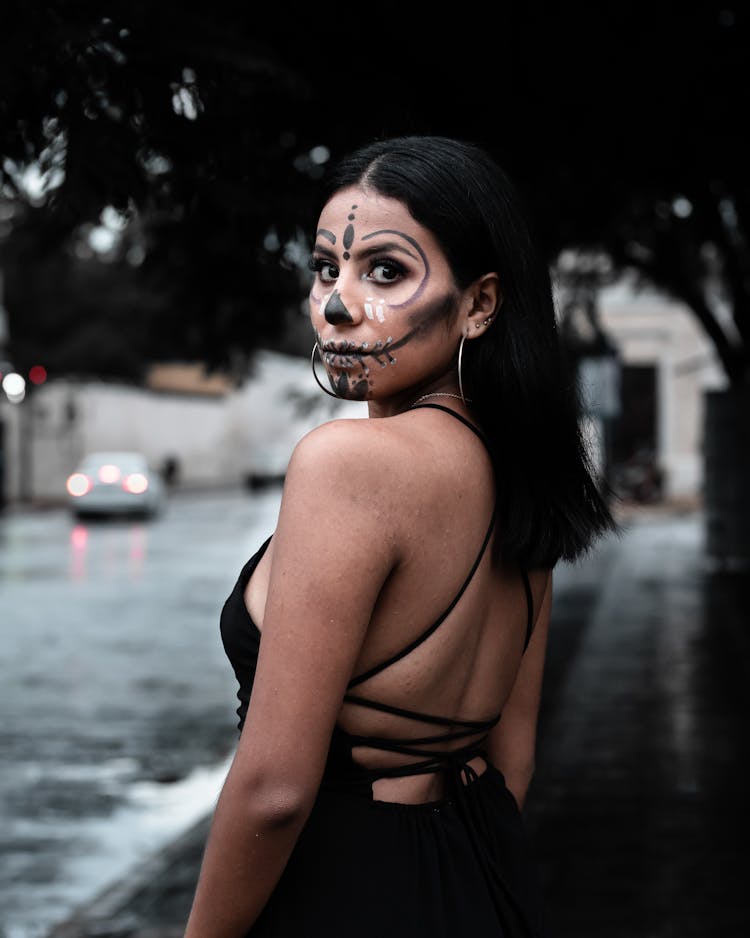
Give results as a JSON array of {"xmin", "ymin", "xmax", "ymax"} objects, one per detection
[
  {"xmin": 308, "ymin": 256, "xmax": 336, "ymax": 279},
  {"xmin": 308, "ymin": 255, "xmax": 407, "ymax": 285}
]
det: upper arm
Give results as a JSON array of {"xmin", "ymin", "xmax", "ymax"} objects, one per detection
[
  {"xmin": 487, "ymin": 570, "xmax": 553, "ymax": 802},
  {"xmin": 229, "ymin": 420, "xmax": 400, "ymax": 806}
]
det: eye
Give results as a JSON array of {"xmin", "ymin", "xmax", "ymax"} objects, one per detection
[
  {"xmin": 308, "ymin": 256, "xmax": 339, "ymax": 283},
  {"xmin": 368, "ymin": 259, "xmax": 406, "ymax": 284}
]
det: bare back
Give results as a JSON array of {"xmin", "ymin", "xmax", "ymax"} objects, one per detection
[{"xmin": 245, "ymin": 405, "xmax": 551, "ymax": 805}]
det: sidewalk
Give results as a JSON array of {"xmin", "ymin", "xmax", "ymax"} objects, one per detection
[
  {"xmin": 46, "ymin": 506, "xmax": 750, "ymax": 938},
  {"xmin": 528, "ymin": 504, "xmax": 750, "ymax": 938}
]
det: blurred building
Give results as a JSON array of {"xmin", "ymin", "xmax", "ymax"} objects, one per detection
[
  {"xmin": 0, "ymin": 350, "xmax": 366, "ymax": 504},
  {"xmin": 581, "ymin": 279, "xmax": 725, "ymax": 505}
]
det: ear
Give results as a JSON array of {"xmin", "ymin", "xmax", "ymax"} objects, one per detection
[{"xmin": 463, "ymin": 273, "xmax": 502, "ymax": 339}]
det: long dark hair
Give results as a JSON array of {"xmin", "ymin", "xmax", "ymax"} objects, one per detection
[{"xmin": 317, "ymin": 135, "xmax": 616, "ymax": 567}]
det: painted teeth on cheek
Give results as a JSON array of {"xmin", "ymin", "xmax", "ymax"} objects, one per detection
[{"xmin": 364, "ymin": 297, "xmax": 386, "ymax": 322}]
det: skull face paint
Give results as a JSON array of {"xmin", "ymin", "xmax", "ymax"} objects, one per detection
[{"xmin": 309, "ymin": 188, "xmax": 461, "ymax": 401}]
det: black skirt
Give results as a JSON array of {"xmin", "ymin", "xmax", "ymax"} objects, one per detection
[{"xmin": 249, "ymin": 762, "xmax": 547, "ymax": 938}]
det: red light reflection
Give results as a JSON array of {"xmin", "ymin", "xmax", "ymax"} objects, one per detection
[{"xmin": 69, "ymin": 525, "xmax": 88, "ymax": 579}]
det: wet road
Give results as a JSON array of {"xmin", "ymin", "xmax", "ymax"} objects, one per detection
[
  {"xmin": 4, "ymin": 499, "xmax": 749, "ymax": 938},
  {"xmin": 0, "ymin": 488, "xmax": 282, "ymax": 938}
]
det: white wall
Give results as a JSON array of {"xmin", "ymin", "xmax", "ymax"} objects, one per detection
[
  {"xmin": 2, "ymin": 351, "xmax": 367, "ymax": 503},
  {"xmin": 598, "ymin": 282, "xmax": 726, "ymax": 499}
]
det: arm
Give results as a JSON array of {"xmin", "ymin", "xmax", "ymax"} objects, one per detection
[
  {"xmin": 184, "ymin": 421, "xmax": 399, "ymax": 938},
  {"xmin": 486, "ymin": 570, "xmax": 553, "ymax": 810}
]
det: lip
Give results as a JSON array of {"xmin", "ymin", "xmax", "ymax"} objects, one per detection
[
  {"xmin": 321, "ymin": 350, "xmax": 364, "ymax": 369},
  {"xmin": 319, "ymin": 338, "xmax": 375, "ymax": 355},
  {"xmin": 318, "ymin": 335, "xmax": 393, "ymax": 354},
  {"xmin": 316, "ymin": 332, "xmax": 401, "ymax": 369}
]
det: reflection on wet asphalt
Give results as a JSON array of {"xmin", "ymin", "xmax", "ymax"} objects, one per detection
[
  {"xmin": 0, "ymin": 489, "xmax": 282, "ymax": 938},
  {"xmin": 526, "ymin": 509, "xmax": 750, "ymax": 938}
]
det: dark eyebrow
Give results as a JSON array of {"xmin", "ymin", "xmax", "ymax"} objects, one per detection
[
  {"xmin": 316, "ymin": 228, "xmax": 336, "ymax": 244},
  {"xmin": 311, "ymin": 240, "xmax": 418, "ymax": 263},
  {"xmin": 358, "ymin": 241, "xmax": 419, "ymax": 261},
  {"xmin": 311, "ymin": 244, "xmax": 337, "ymax": 260},
  {"xmin": 362, "ymin": 228, "xmax": 422, "ymax": 261}
]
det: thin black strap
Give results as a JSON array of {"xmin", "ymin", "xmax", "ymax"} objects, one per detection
[
  {"xmin": 347, "ymin": 505, "xmax": 496, "ymax": 688},
  {"xmin": 238, "ymin": 534, "xmax": 273, "ymax": 588},
  {"xmin": 346, "ymin": 725, "xmax": 496, "ymax": 748},
  {"xmin": 342, "ymin": 692, "xmax": 497, "ymax": 729},
  {"xmin": 520, "ymin": 567, "xmax": 534, "ymax": 651},
  {"xmin": 409, "ymin": 402, "xmax": 491, "ymax": 449},
  {"xmin": 347, "ymin": 403, "xmax": 496, "ymax": 689}
]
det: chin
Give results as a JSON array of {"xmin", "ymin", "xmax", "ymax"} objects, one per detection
[{"xmin": 333, "ymin": 374, "xmax": 370, "ymax": 400}]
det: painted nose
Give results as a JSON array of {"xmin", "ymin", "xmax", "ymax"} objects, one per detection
[{"xmin": 323, "ymin": 290, "xmax": 355, "ymax": 325}]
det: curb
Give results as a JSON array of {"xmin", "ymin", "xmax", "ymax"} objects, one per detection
[{"xmin": 46, "ymin": 815, "xmax": 210, "ymax": 938}]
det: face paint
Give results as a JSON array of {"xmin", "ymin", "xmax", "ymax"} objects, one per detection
[
  {"xmin": 323, "ymin": 290, "xmax": 353, "ymax": 325},
  {"xmin": 310, "ymin": 204, "xmax": 432, "ymax": 321},
  {"xmin": 314, "ymin": 292, "xmax": 459, "ymax": 399},
  {"xmin": 310, "ymin": 188, "xmax": 461, "ymax": 402},
  {"xmin": 363, "ymin": 298, "xmax": 386, "ymax": 322}
]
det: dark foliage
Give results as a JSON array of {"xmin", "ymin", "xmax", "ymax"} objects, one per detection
[{"xmin": 1, "ymin": 1, "xmax": 748, "ymax": 384}]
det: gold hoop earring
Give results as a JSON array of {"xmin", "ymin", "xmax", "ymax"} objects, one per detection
[
  {"xmin": 457, "ymin": 334, "xmax": 467, "ymax": 406},
  {"xmin": 311, "ymin": 342, "xmax": 341, "ymax": 398}
]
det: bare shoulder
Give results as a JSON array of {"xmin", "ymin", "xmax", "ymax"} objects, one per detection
[
  {"xmin": 286, "ymin": 415, "xmax": 422, "ymax": 497},
  {"xmin": 278, "ymin": 414, "xmax": 442, "ymax": 558},
  {"xmin": 269, "ymin": 417, "xmax": 415, "ymax": 591}
]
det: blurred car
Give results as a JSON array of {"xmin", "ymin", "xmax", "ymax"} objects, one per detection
[
  {"xmin": 66, "ymin": 451, "xmax": 166, "ymax": 519},
  {"xmin": 244, "ymin": 443, "xmax": 292, "ymax": 490}
]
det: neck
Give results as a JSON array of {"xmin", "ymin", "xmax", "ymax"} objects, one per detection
[
  {"xmin": 413, "ymin": 391, "xmax": 468, "ymax": 402},
  {"xmin": 367, "ymin": 383, "xmax": 465, "ymax": 419}
]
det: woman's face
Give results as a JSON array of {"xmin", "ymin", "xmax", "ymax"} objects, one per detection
[{"xmin": 309, "ymin": 186, "xmax": 464, "ymax": 402}]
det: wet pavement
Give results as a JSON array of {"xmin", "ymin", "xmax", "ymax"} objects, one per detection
[
  {"xmin": 528, "ymin": 506, "xmax": 750, "ymax": 938},
  {"xmin": 0, "ymin": 489, "xmax": 283, "ymax": 938},
  {"xmin": 39, "ymin": 503, "xmax": 750, "ymax": 937}
]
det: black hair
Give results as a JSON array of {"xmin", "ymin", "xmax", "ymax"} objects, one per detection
[{"xmin": 317, "ymin": 135, "xmax": 617, "ymax": 568}]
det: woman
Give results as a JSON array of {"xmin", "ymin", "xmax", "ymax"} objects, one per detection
[{"xmin": 184, "ymin": 135, "xmax": 615, "ymax": 937}]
